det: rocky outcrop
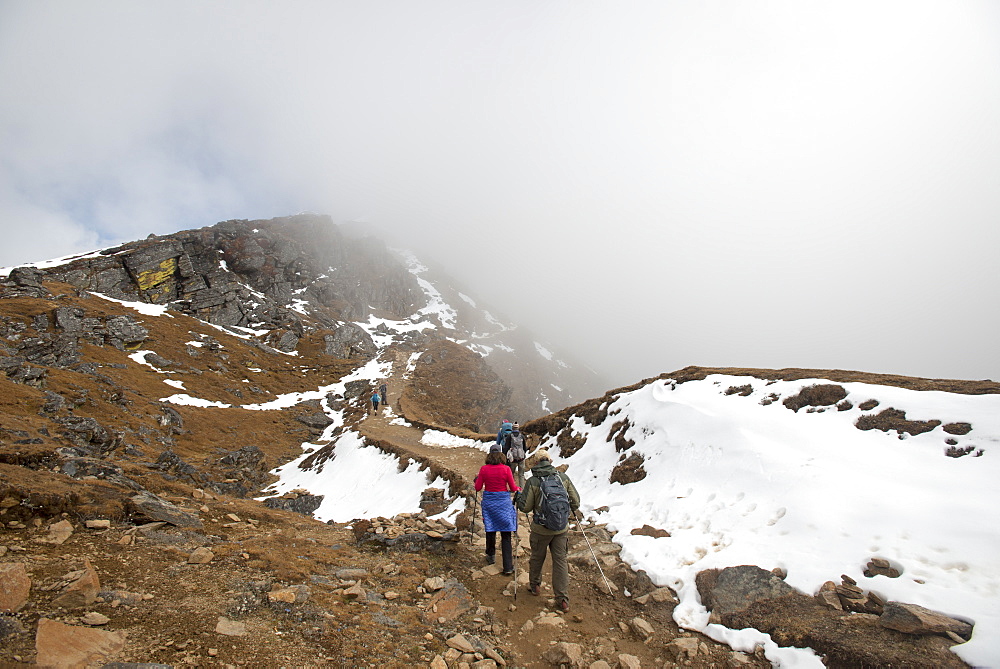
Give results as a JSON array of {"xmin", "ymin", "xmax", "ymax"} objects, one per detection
[
  {"xmin": 31, "ymin": 215, "xmax": 422, "ymax": 336},
  {"xmin": 263, "ymin": 491, "xmax": 324, "ymax": 516},
  {"xmin": 323, "ymin": 323, "xmax": 377, "ymax": 359},
  {"xmin": 351, "ymin": 512, "xmax": 460, "ymax": 553}
]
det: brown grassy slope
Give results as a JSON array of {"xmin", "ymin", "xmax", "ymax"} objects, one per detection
[{"xmin": 399, "ymin": 340, "xmax": 518, "ymax": 433}]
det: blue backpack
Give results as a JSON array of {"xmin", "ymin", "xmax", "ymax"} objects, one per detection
[{"xmin": 497, "ymin": 421, "xmax": 513, "ymax": 444}]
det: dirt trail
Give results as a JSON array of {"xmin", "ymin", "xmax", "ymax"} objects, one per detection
[
  {"xmin": 359, "ymin": 407, "xmax": 487, "ymax": 484},
  {"xmin": 355, "ymin": 405, "xmax": 770, "ymax": 668}
]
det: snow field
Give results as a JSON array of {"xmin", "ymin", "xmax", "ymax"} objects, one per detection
[{"xmin": 542, "ymin": 375, "xmax": 1000, "ymax": 667}]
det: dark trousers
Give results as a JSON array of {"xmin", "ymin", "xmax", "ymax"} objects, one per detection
[{"xmin": 485, "ymin": 531, "xmax": 513, "ymax": 572}]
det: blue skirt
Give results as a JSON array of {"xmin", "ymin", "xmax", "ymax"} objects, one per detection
[{"xmin": 481, "ymin": 490, "xmax": 517, "ymax": 533}]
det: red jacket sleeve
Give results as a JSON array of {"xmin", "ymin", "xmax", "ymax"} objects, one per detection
[
  {"xmin": 504, "ymin": 466, "xmax": 520, "ymax": 492},
  {"xmin": 474, "ymin": 467, "xmax": 484, "ymax": 492}
]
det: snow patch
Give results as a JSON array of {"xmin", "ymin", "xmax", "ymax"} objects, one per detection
[{"xmin": 90, "ymin": 292, "xmax": 173, "ymax": 317}]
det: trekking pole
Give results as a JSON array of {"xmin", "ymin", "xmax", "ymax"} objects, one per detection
[
  {"xmin": 574, "ymin": 510, "xmax": 614, "ymax": 597},
  {"xmin": 512, "ymin": 498, "xmax": 520, "ymax": 600},
  {"xmin": 469, "ymin": 491, "xmax": 479, "ymax": 549}
]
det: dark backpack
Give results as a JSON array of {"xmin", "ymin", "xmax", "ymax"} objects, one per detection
[
  {"xmin": 534, "ymin": 474, "xmax": 570, "ymax": 531},
  {"xmin": 506, "ymin": 433, "xmax": 525, "ymax": 462}
]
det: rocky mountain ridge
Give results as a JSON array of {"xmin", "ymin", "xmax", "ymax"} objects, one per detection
[{"xmin": 6, "ymin": 213, "xmax": 603, "ymax": 423}]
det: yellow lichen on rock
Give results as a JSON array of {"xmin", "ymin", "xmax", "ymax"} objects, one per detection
[
  {"xmin": 137, "ymin": 257, "xmax": 178, "ymax": 302},
  {"xmin": 136, "ymin": 258, "xmax": 177, "ymax": 291}
]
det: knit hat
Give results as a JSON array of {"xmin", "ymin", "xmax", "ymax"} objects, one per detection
[{"xmin": 531, "ymin": 449, "xmax": 551, "ymax": 464}]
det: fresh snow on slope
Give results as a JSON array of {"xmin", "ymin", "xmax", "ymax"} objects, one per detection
[
  {"xmin": 0, "ymin": 248, "xmax": 122, "ymax": 276},
  {"xmin": 160, "ymin": 394, "xmax": 232, "ymax": 409},
  {"xmin": 540, "ymin": 374, "xmax": 1000, "ymax": 667},
  {"xmin": 261, "ymin": 431, "xmax": 452, "ymax": 523},
  {"xmin": 397, "ymin": 249, "xmax": 458, "ymax": 329},
  {"xmin": 91, "ymin": 292, "xmax": 173, "ymax": 317},
  {"xmin": 421, "ymin": 430, "xmax": 491, "ymax": 451}
]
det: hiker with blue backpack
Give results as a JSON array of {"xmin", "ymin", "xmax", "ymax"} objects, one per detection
[
  {"xmin": 496, "ymin": 419, "xmax": 513, "ymax": 446},
  {"xmin": 371, "ymin": 389, "xmax": 380, "ymax": 413},
  {"xmin": 502, "ymin": 424, "xmax": 527, "ymax": 488},
  {"xmin": 515, "ymin": 448, "xmax": 581, "ymax": 613}
]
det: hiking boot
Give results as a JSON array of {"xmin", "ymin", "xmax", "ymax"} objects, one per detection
[
  {"xmin": 557, "ymin": 599, "xmax": 569, "ymax": 613},
  {"xmin": 528, "ymin": 584, "xmax": 540, "ymax": 596},
  {"xmin": 501, "ymin": 570, "xmax": 514, "ymax": 576},
  {"xmin": 485, "ymin": 554, "xmax": 495, "ymax": 565}
]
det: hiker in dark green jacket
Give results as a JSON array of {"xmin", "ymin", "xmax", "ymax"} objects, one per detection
[{"xmin": 515, "ymin": 449, "xmax": 581, "ymax": 612}]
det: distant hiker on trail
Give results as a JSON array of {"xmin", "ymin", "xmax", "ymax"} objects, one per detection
[
  {"xmin": 503, "ymin": 425, "xmax": 527, "ymax": 488},
  {"xmin": 474, "ymin": 450, "xmax": 521, "ymax": 575},
  {"xmin": 371, "ymin": 390, "xmax": 380, "ymax": 413},
  {"xmin": 496, "ymin": 419, "xmax": 513, "ymax": 446},
  {"xmin": 379, "ymin": 381, "xmax": 388, "ymax": 407},
  {"xmin": 516, "ymin": 449, "xmax": 580, "ymax": 612}
]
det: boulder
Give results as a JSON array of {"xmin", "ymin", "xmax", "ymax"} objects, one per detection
[
  {"xmin": 704, "ymin": 565, "xmax": 796, "ymax": 618},
  {"xmin": 630, "ymin": 524, "xmax": 670, "ymax": 538},
  {"xmin": 188, "ymin": 547, "xmax": 215, "ymax": 564},
  {"xmin": 53, "ymin": 559, "xmax": 100, "ymax": 609},
  {"xmin": 129, "ymin": 491, "xmax": 203, "ymax": 529},
  {"xmin": 446, "ymin": 634, "xmax": 476, "ymax": 654},
  {"xmin": 215, "ymin": 617, "xmax": 247, "ymax": 636},
  {"xmin": 9, "ymin": 267, "xmax": 45, "ymax": 288},
  {"xmin": 816, "ymin": 590, "xmax": 843, "ymax": 610},
  {"xmin": 0, "ymin": 563, "xmax": 31, "ymax": 612},
  {"xmin": 879, "ymin": 602, "xmax": 973, "ymax": 639},
  {"xmin": 38, "ymin": 519, "xmax": 75, "ymax": 545},
  {"xmin": 617, "ymin": 654, "xmax": 641, "ymax": 669},
  {"xmin": 630, "ymin": 616, "xmax": 655, "ymax": 640},
  {"xmin": 542, "ymin": 641, "xmax": 583, "ymax": 666},
  {"xmin": 35, "ymin": 618, "xmax": 126, "ymax": 667},
  {"xmin": 421, "ymin": 579, "xmax": 474, "ymax": 624},
  {"xmin": 334, "ymin": 568, "xmax": 369, "ymax": 581},
  {"xmin": 81, "ymin": 612, "xmax": 110, "ymax": 626},
  {"xmin": 104, "ymin": 315, "xmax": 149, "ymax": 349},
  {"xmin": 297, "ymin": 412, "xmax": 333, "ymax": 429},
  {"xmin": 668, "ymin": 637, "xmax": 701, "ymax": 661}
]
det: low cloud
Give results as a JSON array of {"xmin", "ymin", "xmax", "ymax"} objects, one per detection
[{"xmin": 1, "ymin": 1, "xmax": 998, "ymax": 384}]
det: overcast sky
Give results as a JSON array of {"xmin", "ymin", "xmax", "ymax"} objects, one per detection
[{"xmin": 2, "ymin": 1, "xmax": 998, "ymax": 387}]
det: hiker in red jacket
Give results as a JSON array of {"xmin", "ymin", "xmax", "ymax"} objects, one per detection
[{"xmin": 474, "ymin": 450, "xmax": 521, "ymax": 575}]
